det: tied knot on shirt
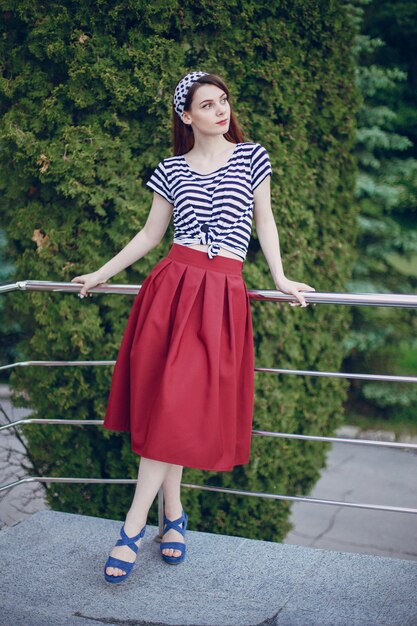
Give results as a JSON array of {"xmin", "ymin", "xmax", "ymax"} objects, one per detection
[{"xmin": 200, "ymin": 223, "xmax": 220, "ymax": 259}]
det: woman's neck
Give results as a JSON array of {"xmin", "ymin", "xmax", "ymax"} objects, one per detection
[{"xmin": 190, "ymin": 135, "xmax": 235, "ymax": 158}]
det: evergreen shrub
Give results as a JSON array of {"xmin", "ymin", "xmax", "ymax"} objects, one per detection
[{"xmin": 0, "ymin": 0, "xmax": 358, "ymax": 540}]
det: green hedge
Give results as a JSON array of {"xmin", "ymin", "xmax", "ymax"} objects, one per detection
[{"xmin": 0, "ymin": 1, "xmax": 358, "ymax": 541}]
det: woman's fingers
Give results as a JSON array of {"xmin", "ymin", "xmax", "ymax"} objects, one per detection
[
  {"xmin": 289, "ymin": 292, "xmax": 307, "ymax": 307},
  {"xmin": 286, "ymin": 282, "xmax": 316, "ymax": 307},
  {"xmin": 73, "ymin": 278, "xmax": 88, "ymax": 297},
  {"xmin": 79, "ymin": 289, "xmax": 94, "ymax": 297},
  {"xmin": 292, "ymin": 282, "xmax": 315, "ymax": 293},
  {"xmin": 288, "ymin": 287, "xmax": 310, "ymax": 307},
  {"xmin": 70, "ymin": 277, "xmax": 92, "ymax": 298},
  {"xmin": 70, "ymin": 276, "xmax": 86, "ymax": 297},
  {"xmin": 71, "ymin": 276, "xmax": 87, "ymax": 286},
  {"xmin": 70, "ymin": 274, "xmax": 98, "ymax": 298}
]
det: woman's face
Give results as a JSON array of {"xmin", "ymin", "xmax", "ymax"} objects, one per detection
[{"xmin": 182, "ymin": 84, "xmax": 231, "ymax": 136}]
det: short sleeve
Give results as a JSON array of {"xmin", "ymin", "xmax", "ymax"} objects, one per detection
[
  {"xmin": 250, "ymin": 144, "xmax": 272, "ymax": 191},
  {"xmin": 146, "ymin": 161, "xmax": 173, "ymax": 204}
]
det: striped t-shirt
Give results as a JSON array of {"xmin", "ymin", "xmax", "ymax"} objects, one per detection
[{"xmin": 146, "ymin": 142, "xmax": 272, "ymax": 261}]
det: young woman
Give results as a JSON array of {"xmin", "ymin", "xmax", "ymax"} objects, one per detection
[{"xmin": 71, "ymin": 71, "xmax": 314, "ymax": 583}]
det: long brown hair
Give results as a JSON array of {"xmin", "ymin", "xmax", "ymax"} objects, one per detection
[{"xmin": 172, "ymin": 73, "xmax": 245, "ymax": 156}]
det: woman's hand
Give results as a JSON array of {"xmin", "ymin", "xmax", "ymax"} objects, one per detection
[
  {"xmin": 71, "ymin": 271, "xmax": 108, "ymax": 298},
  {"xmin": 274, "ymin": 276, "xmax": 315, "ymax": 308}
]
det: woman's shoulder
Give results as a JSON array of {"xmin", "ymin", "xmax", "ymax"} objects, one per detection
[
  {"xmin": 154, "ymin": 155, "xmax": 185, "ymax": 178},
  {"xmin": 239, "ymin": 141, "xmax": 269, "ymax": 156},
  {"xmin": 151, "ymin": 155, "xmax": 182, "ymax": 171},
  {"xmin": 161, "ymin": 155, "xmax": 184, "ymax": 166}
]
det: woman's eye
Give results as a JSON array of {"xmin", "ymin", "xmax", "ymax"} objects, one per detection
[{"xmin": 203, "ymin": 98, "xmax": 227, "ymax": 109}]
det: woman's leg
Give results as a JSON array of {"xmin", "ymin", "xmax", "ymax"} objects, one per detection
[
  {"xmin": 161, "ymin": 463, "xmax": 185, "ymax": 558},
  {"xmin": 106, "ymin": 456, "xmax": 171, "ymax": 577}
]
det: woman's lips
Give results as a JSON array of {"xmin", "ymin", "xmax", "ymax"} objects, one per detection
[{"xmin": 216, "ymin": 119, "xmax": 228, "ymax": 125}]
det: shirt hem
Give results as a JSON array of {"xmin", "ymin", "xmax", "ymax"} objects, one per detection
[{"xmin": 173, "ymin": 239, "xmax": 246, "ymax": 261}]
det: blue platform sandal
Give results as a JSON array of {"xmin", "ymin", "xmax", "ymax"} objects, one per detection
[
  {"xmin": 160, "ymin": 510, "xmax": 188, "ymax": 565},
  {"xmin": 104, "ymin": 523, "xmax": 146, "ymax": 583}
]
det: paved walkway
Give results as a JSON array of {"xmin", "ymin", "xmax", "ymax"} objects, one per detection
[
  {"xmin": 1, "ymin": 509, "xmax": 416, "ymax": 626},
  {"xmin": 284, "ymin": 436, "xmax": 417, "ymax": 561}
]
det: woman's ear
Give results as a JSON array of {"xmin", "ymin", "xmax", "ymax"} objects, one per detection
[{"xmin": 182, "ymin": 111, "xmax": 192, "ymax": 125}]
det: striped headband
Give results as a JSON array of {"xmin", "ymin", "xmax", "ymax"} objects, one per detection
[{"xmin": 173, "ymin": 71, "xmax": 209, "ymax": 119}]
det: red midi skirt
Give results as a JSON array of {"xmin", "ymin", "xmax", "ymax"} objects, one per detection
[{"xmin": 103, "ymin": 243, "xmax": 254, "ymax": 472}]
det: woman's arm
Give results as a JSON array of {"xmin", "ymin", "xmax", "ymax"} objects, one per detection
[
  {"xmin": 71, "ymin": 192, "xmax": 173, "ymax": 296},
  {"xmin": 253, "ymin": 176, "xmax": 315, "ymax": 307}
]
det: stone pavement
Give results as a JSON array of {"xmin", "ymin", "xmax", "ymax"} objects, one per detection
[
  {"xmin": 0, "ymin": 509, "xmax": 416, "ymax": 626},
  {"xmin": 284, "ymin": 436, "xmax": 417, "ymax": 561}
]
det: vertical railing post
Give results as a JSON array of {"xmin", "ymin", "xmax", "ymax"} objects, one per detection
[{"xmin": 156, "ymin": 487, "xmax": 164, "ymax": 542}]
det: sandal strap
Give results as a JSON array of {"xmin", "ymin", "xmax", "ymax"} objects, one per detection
[
  {"xmin": 105, "ymin": 555, "xmax": 134, "ymax": 573},
  {"xmin": 115, "ymin": 523, "xmax": 146, "ymax": 554},
  {"xmin": 162, "ymin": 511, "xmax": 188, "ymax": 536},
  {"xmin": 160, "ymin": 541, "xmax": 185, "ymax": 552},
  {"xmin": 160, "ymin": 541, "xmax": 185, "ymax": 553}
]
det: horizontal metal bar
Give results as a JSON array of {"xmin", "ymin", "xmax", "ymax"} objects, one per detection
[
  {"xmin": 0, "ymin": 476, "xmax": 415, "ymax": 514},
  {"xmin": 2, "ymin": 418, "xmax": 416, "ymax": 450},
  {"xmin": 256, "ymin": 367, "xmax": 417, "ymax": 384},
  {"xmin": 1, "ymin": 360, "xmax": 415, "ymax": 385},
  {"xmin": 250, "ymin": 290, "xmax": 417, "ymax": 308},
  {"xmin": 0, "ymin": 282, "xmax": 20, "ymax": 294},
  {"xmin": 0, "ymin": 476, "xmax": 132, "ymax": 493},
  {"xmin": 251, "ymin": 430, "xmax": 417, "ymax": 450},
  {"xmin": 181, "ymin": 483, "xmax": 417, "ymax": 514},
  {"xmin": 0, "ymin": 280, "xmax": 141, "ymax": 296},
  {"xmin": 0, "ymin": 360, "xmax": 116, "ymax": 372},
  {"xmin": 0, "ymin": 418, "xmax": 104, "ymax": 431},
  {"xmin": 1, "ymin": 281, "xmax": 416, "ymax": 307}
]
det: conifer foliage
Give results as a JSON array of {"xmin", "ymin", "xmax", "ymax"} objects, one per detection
[
  {"xmin": 344, "ymin": 1, "xmax": 417, "ymax": 426},
  {"xmin": 0, "ymin": 1, "xmax": 358, "ymax": 540}
]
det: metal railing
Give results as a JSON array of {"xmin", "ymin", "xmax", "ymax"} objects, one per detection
[
  {"xmin": 1, "ymin": 280, "xmax": 417, "ymax": 537},
  {"xmin": 2, "ymin": 279, "xmax": 417, "ymax": 308}
]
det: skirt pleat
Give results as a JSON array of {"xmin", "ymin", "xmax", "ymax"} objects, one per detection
[{"xmin": 103, "ymin": 243, "xmax": 254, "ymax": 472}]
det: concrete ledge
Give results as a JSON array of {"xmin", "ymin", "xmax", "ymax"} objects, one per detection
[{"xmin": 1, "ymin": 510, "xmax": 416, "ymax": 626}]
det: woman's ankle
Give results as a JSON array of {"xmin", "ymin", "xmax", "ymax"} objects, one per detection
[
  {"xmin": 124, "ymin": 510, "xmax": 147, "ymax": 532},
  {"xmin": 163, "ymin": 503, "xmax": 183, "ymax": 520}
]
